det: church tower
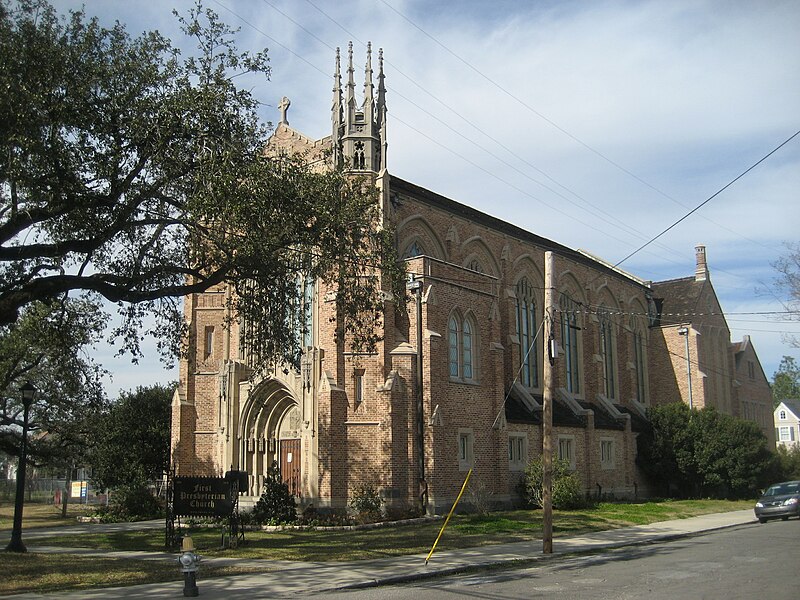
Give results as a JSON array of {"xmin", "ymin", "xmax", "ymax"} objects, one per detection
[{"xmin": 331, "ymin": 42, "xmax": 387, "ymax": 172}]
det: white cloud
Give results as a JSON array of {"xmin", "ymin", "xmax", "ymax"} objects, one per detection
[{"xmin": 51, "ymin": 0, "xmax": 800, "ymax": 380}]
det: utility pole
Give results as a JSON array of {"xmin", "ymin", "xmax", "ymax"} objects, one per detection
[{"xmin": 542, "ymin": 251, "xmax": 556, "ymax": 554}]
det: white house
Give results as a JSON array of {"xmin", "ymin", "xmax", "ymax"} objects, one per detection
[{"xmin": 774, "ymin": 400, "xmax": 800, "ymax": 449}]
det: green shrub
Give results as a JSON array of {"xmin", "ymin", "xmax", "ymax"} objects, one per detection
[
  {"xmin": 92, "ymin": 482, "xmax": 163, "ymax": 522},
  {"xmin": 521, "ymin": 456, "xmax": 587, "ymax": 510},
  {"xmin": 348, "ymin": 483, "xmax": 383, "ymax": 523},
  {"xmin": 251, "ymin": 464, "xmax": 296, "ymax": 525}
]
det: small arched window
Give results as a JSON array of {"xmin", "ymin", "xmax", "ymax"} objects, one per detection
[{"xmin": 403, "ymin": 240, "xmax": 424, "ymax": 259}]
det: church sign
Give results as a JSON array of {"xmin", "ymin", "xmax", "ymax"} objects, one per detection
[{"xmin": 173, "ymin": 477, "xmax": 232, "ymax": 517}]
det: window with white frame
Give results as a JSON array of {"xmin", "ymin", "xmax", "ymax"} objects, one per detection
[
  {"xmin": 779, "ymin": 410, "xmax": 787, "ymax": 420},
  {"xmin": 600, "ymin": 439, "xmax": 615, "ymax": 470},
  {"xmin": 458, "ymin": 429, "xmax": 474, "ymax": 471},
  {"xmin": 508, "ymin": 433, "xmax": 527, "ymax": 471},
  {"xmin": 448, "ymin": 312, "xmax": 476, "ymax": 381},
  {"xmin": 558, "ymin": 436, "xmax": 575, "ymax": 469},
  {"xmin": 560, "ymin": 293, "xmax": 581, "ymax": 394},
  {"xmin": 778, "ymin": 426, "xmax": 795, "ymax": 442},
  {"xmin": 515, "ymin": 277, "xmax": 539, "ymax": 389}
]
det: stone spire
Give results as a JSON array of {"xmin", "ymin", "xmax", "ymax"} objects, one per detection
[
  {"xmin": 345, "ymin": 42, "xmax": 356, "ymax": 132},
  {"xmin": 377, "ymin": 47, "xmax": 387, "ymax": 171},
  {"xmin": 363, "ymin": 42, "xmax": 374, "ymax": 126},
  {"xmin": 331, "ymin": 47, "xmax": 343, "ymax": 166},
  {"xmin": 336, "ymin": 42, "xmax": 386, "ymax": 173}
]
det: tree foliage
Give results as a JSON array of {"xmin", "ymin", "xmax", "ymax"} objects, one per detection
[
  {"xmin": 0, "ymin": 0, "xmax": 402, "ymax": 370},
  {"xmin": 771, "ymin": 355, "xmax": 800, "ymax": 408},
  {"xmin": 0, "ymin": 296, "xmax": 107, "ymax": 465},
  {"xmin": 88, "ymin": 384, "xmax": 173, "ymax": 491},
  {"xmin": 775, "ymin": 444, "xmax": 800, "ymax": 480},
  {"xmin": 251, "ymin": 463, "xmax": 296, "ymax": 525},
  {"xmin": 773, "ymin": 242, "xmax": 800, "ymax": 348},
  {"xmin": 637, "ymin": 403, "xmax": 777, "ymax": 498},
  {"xmin": 521, "ymin": 456, "xmax": 586, "ymax": 510}
]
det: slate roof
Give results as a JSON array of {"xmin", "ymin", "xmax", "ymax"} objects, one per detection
[
  {"xmin": 650, "ymin": 276, "xmax": 704, "ymax": 326},
  {"xmin": 578, "ymin": 401, "xmax": 625, "ymax": 431},
  {"xmin": 391, "ymin": 176, "xmax": 649, "ymax": 290},
  {"xmin": 505, "ymin": 389, "xmax": 586, "ymax": 428}
]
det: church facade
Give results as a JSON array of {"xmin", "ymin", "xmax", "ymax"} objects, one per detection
[{"xmin": 170, "ymin": 45, "xmax": 773, "ymax": 513}]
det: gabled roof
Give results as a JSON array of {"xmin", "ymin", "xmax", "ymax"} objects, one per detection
[
  {"xmin": 390, "ymin": 176, "xmax": 651, "ymax": 290},
  {"xmin": 650, "ymin": 276, "xmax": 704, "ymax": 325},
  {"xmin": 778, "ymin": 399, "xmax": 800, "ymax": 419}
]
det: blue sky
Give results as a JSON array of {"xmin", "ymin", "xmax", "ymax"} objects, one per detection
[{"xmin": 52, "ymin": 0, "xmax": 800, "ymax": 397}]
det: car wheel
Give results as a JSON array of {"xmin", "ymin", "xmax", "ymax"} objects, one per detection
[
  {"xmin": 759, "ymin": 518, "xmax": 767, "ymax": 524},
  {"xmin": 781, "ymin": 516, "xmax": 789, "ymax": 521}
]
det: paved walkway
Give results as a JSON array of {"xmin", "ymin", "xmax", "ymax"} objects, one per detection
[{"xmin": 6, "ymin": 509, "xmax": 757, "ymax": 599}]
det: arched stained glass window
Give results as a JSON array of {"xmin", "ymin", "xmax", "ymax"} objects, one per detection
[
  {"xmin": 560, "ymin": 293, "xmax": 581, "ymax": 394},
  {"xmin": 403, "ymin": 240, "xmax": 424, "ymax": 259},
  {"xmin": 448, "ymin": 312, "xmax": 477, "ymax": 381},
  {"xmin": 516, "ymin": 278, "xmax": 539, "ymax": 388},
  {"xmin": 448, "ymin": 316, "xmax": 460, "ymax": 377},
  {"xmin": 599, "ymin": 309, "xmax": 616, "ymax": 399}
]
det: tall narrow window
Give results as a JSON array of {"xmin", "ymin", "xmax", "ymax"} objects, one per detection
[
  {"xmin": 448, "ymin": 313, "xmax": 477, "ymax": 381},
  {"xmin": 462, "ymin": 320, "xmax": 473, "ymax": 379},
  {"xmin": 560, "ymin": 293, "xmax": 581, "ymax": 394},
  {"xmin": 302, "ymin": 276, "xmax": 314, "ymax": 348},
  {"xmin": 448, "ymin": 316, "xmax": 460, "ymax": 377},
  {"xmin": 458, "ymin": 429, "xmax": 474, "ymax": 471},
  {"xmin": 204, "ymin": 326, "xmax": 214, "ymax": 359},
  {"xmin": 599, "ymin": 310, "xmax": 616, "ymax": 399},
  {"xmin": 354, "ymin": 369, "xmax": 364, "ymax": 406},
  {"xmin": 515, "ymin": 277, "xmax": 539, "ymax": 388},
  {"xmin": 633, "ymin": 327, "xmax": 647, "ymax": 403}
]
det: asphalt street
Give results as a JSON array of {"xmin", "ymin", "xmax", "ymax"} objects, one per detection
[{"xmin": 321, "ymin": 520, "xmax": 799, "ymax": 600}]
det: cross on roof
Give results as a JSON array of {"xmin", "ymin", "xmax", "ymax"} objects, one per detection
[{"xmin": 278, "ymin": 96, "xmax": 291, "ymax": 124}]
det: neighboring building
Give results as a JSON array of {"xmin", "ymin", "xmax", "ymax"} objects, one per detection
[
  {"xmin": 775, "ymin": 400, "xmax": 800, "ymax": 449},
  {"xmin": 170, "ymin": 44, "xmax": 772, "ymax": 513},
  {"xmin": 648, "ymin": 246, "xmax": 775, "ymax": 447}
]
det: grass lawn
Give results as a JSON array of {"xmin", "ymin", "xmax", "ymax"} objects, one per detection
[
  {"xmin": 0, "ymin": 502, "xmax": 90, "ymax": 531},
  {"xmin": 0, "ymin": 499, "xmax": 753, "ymax": 595}
]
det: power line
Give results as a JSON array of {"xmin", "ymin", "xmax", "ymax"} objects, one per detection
[{"xmin": 610, "ymin": 130, "xmax": 800, "ymax": 270}]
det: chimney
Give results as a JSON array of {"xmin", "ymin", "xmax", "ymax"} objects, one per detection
[{"xmin": 695, "ymin": 245, "xmax": 708, "ymax": 281}]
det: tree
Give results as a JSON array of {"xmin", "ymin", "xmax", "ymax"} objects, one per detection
[
  {"xmin": 0, "ymin": 296, "xmax": 107, "ymax": 466},
  {"xmin": 0, "ymin": 1, "xmax": 401, "ymax": 371},
  {"xmin": 772, "ymin": 242, "xmax": 800, "ymax": 348},
  {"xmin": 771, "ymin": 355, "xmax": 800, "ymax": 408},
  {"xmin": 88, "ymin": 384, "xmax": 174, "ymax": 491},
  {"xmin": 638, "ymin": 403, "xmax": 777, "ymax": 499},
  {"xmin": 636, "ymin": 402, "xmax": 699, "ymax": 497}
]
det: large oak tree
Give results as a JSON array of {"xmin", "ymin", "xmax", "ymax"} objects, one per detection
[{"xmin": 0, "ymin": 0, "xmax": 400, "ymax": 372}]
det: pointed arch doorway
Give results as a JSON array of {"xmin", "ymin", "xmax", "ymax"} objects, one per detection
[{"xmin": 239, "ymin": 380, "xmax": 303, "ymax": 498}]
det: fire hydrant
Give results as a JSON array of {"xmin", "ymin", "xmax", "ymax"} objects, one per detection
[{"xmin": 177, "ymin": 536, "xmax": 201, "ymax": 597}]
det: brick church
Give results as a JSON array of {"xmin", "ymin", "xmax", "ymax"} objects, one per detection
[{"xmin": 171, "ymin": 44, "xmax": 774, "ymax": 513}]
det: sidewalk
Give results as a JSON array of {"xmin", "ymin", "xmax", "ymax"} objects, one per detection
[{"xmin": 9, "ymin": 509, "xmax": 756, "ymax": 599}]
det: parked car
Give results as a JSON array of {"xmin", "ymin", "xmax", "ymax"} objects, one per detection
[{"xmin": 754, "ymin": 480, "xmax": 800, "ymax": 523}]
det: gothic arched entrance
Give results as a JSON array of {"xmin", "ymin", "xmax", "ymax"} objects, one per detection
[{"xmin": 238, "ymin": 379, "xmax": 302, "ymax": 497}]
